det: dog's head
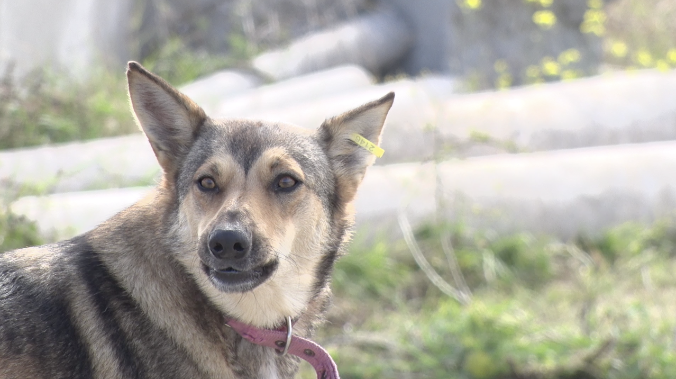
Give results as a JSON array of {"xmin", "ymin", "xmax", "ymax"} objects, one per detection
[{"xmin": 127, "ymin": 62, "xmax": 393, "ymax": 328}]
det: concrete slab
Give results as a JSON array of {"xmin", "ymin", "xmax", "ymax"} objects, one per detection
[
  {"xmin": 253, "ymin": 9, "xmax": 412, "ymax": 80},
  {"xmin": 264, "ymin": 68, "xmax": 676, "ymax": 161},
  {"xmin": 357, "ymin": 141, "xmax": 676, "ymax": 239},
  {"xmin": 0, "ymin": 134, "xmax": 159, "ymax": 193},
  {"xmin": 178, "ymin": 70, "xmax": 262, "ymax": 114},
  {"xmin": 10, "ymin": 187, "xmax": 151, "ymax": 239},
  {"xmin": 248, "ymin": 75, "xmax": 459, "ymax": 164},
  {"xmin": 438, "ymin": 69, "xmax": 676, "ymax": 155},
  {"xmin": 213, "ymin": 65, "xmax": 373, "ymax": 118},
  {"xmin": 5, "ymin": 68, "xmax": 675, "ymax": 194},
  {"xmin": 11, "ymin": 141, "xmax": 676, "ymax": 240}
]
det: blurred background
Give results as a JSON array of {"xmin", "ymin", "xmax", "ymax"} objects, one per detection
[{"xmin": 2, "ymin": 0, "xmax": 676, "ymax": 377}]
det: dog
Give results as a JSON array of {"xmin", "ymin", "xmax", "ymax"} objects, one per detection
[{"xmin": 0, "ymin": 62, "xmax": 394, "ymax": 378}]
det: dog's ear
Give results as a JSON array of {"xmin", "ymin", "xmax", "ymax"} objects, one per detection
[
  {"xmin": 127, "ymin": 61, "xmax": 206, "ymax": 176},
  {"xmin": 317, "ymin": 92, "xmax": 394, "ymax": 203}
]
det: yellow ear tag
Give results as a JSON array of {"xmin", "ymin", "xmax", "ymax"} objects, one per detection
[{"xmin": 350, "ymin": 133, "xmax": 384, "ymax": 158}]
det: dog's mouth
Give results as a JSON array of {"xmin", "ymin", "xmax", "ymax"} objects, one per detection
[{"xmin": 201, "ymin": 260, "xmax": 278, "ymax": 293}]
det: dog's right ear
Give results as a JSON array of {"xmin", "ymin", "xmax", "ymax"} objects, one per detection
[
  {"xmin": 317, "ymin": 92, "xmax": 394, "ymax": 204},
  {"xmin": 127, "ymin": 61, "xmax": 206, "ymax": 176}
]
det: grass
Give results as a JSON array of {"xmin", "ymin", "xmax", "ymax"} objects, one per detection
[{"xmin": 295, "ymin": 217, "xmax": 676, "ymax": 379}]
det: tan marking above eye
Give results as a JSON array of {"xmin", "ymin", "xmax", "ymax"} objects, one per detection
[{"xmin": 198, "ymin": 176, "xmax": 217, "ymax": 191}]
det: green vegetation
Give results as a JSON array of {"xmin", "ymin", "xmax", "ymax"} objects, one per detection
[
  {"xmin": 0, "ymin": 206, "xmax": 43, "ymax": 253},
  {"xmin": 605, "ymin": 0, "xmax": 676, "ymax": 71},
  {"xmin": 0, "ymin": 66, "xmax": 134, "ymax": 149},
  {"xmin": 0, "ymin": 182, "xmax": 45, "ymax": 252},
  {"xmin": 0, "ymin": 39, "xmax": 252, "ymax": 150},
  {"xmin": 295, "ymin": 217, "xmax": 676, "ymax": 379},
  {"xmin": 140, "ymin": 35, "xmax": 255, "ymax": 87},
  {"xmin": 460, "ymin": 0, "xmax": 676, "ymax": 88}
]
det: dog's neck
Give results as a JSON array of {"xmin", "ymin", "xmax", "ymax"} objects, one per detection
[{"xmin": 225, "ymin": 317, "xmax": 340, "ymax": 379}]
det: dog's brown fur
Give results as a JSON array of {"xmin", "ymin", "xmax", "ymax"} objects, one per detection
[{"xmin": 0, "ymin": 62, "xmax": 394, "ymax": 378}]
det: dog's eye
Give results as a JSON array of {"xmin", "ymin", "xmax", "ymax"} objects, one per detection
[
  {"xmin": 276, "ymin": 175, "xmax": 298, "ymax": 192},
  {"xmin": 198, "ymin": 177, "xmax": 217, "ymax": 191}
]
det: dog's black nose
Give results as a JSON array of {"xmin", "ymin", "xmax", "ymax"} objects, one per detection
[{"xmin": 208, "ymin": 229, "xmax": 251, "ymax": 261}]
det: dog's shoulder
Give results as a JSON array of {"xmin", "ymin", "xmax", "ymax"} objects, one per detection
[{"xmin": 0, "ymin": 234, "xmax": 111, "ymax": 319}]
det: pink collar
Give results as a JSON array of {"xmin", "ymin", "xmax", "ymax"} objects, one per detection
[{"xmin": 226, "ymin": 317, "xmax": 340, "ymax": 379}]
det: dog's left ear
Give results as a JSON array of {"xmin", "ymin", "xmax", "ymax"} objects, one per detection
[
  {"xmin": 127, "ymin": 61, "xmax": 206, "ymax": 176},
  {"xmin": 317, "ymin": 92, "xmax": 394, "ymax": 203}
]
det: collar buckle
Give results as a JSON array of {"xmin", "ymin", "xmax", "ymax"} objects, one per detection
[
  {"xmin": 226, "ymin": 316, "xmax": 341, "ymax": 379},
  {"xmin": 276, "ymin": 316, "xmax": 293, "ymax": 356}
]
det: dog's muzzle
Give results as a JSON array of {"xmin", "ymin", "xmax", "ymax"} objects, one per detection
[{"xmin": 201, "ymin": 229, "xmax": 277, "ymax": 293}]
